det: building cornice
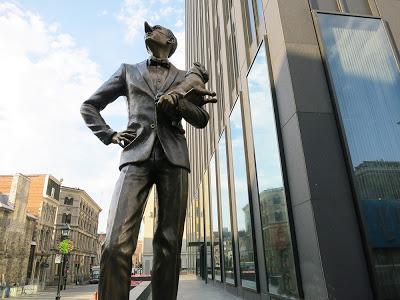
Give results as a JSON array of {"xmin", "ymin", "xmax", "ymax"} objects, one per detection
[{"xmin": 61, "ymin": 186, "xmax": 102, "ymax": 212}]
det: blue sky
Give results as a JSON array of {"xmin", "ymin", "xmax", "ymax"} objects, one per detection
[
  {"xmin": 0, "ymin": 0, "xmax": 185, "ymax": 232},
  {"xmin": 20, "ymin": 0, "xmax": 185, "ymax": 76}
]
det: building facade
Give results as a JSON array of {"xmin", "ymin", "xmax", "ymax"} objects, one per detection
[
  {"xmin": 0, "ymin": 174, "xmax": 60, "ymax": 288},
  {"xmin": 132, "ymin": 240, "xmax": 143, "ymax": 270},
  {"xmin": 50, "ymin": 186, "xmax": 101, "ymax": 284},
  {"xmin": 185, "ymin": 0, "xmax": 400, "ymax": 299},
  {"xmin": 0, "ymin": 174, "xmax": 38, "ymax": 287},
  {"xmin": 26, "ymin": 174, "xmax": 61, "ymax": 288},
  {"xmin": 141, "ymin": 187, "xmax": 188, "ymax": 275},
  {"xmin": 142, "ymin": 187, "xmax": 156, "ymax": 275},
  {"xmin": 97, "ymin": 233, "xmax": 106, "ymax": 267}
]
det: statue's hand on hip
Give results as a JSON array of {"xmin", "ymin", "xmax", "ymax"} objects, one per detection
[{"xmin": 111, "ymin": 129, "xmax": 137, "ymax": 148}]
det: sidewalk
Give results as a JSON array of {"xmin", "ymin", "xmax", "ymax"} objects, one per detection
[
  {"xmin": 9, "ymin": 284, "xmax": 97, "ymax": 300},
  {"xmin": 177, "ymin": 275, "xmax": 241, "ymax": 300}
]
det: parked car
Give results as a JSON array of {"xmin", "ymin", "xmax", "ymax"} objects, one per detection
[{"xmin": 89, "ymin": 266, "xmax": 100, "ymax": 284}]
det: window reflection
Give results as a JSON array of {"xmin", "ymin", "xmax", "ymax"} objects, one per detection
[
  {"xmin": 218, "ymin": 131, "xmax": 235, "ymax": 284},
  {"xmin": 229, "ymin": 97, "xmax": 257, "ymax": 290},
  {"xmin": 210, "ymin": 156, "xmax": 222, "ymax": 281},
  {"xmin": 246, "ymin": 0, "xmax": 256, "ymax": 44},
  {"xmin": 203, "ymin": 170, "xmax": 213, "ymax": 280},
  {"xmin": 317, "ymin": 13, "xmax": 400, "ymax": 299},
  {"xmin": 247, "ymin": 42, "xmax": 299, "ymax": 298}
]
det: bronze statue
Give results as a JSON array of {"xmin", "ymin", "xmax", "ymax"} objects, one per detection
[{"xmin": 80, "ymin": 21, "xmax": 216, "ymax": 300}]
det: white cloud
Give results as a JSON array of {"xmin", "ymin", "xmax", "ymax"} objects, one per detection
[
  {"xmin": 170, "ymin": 30, "xmax": 185, "ymax": 70},
  {"xmin": 99, "ymin": 10, "xmax": 108, "ymax": 16},
  {"xmin": 0, "ymin": 2, "xmax": 124, "ymax": 232},
  {"xmin": 116, "ymin": 0, "xmax": 185, "ymax": 69},
  {"xmin": 175, "ymin": 19, "xmax": 184, "ymax": 28}
]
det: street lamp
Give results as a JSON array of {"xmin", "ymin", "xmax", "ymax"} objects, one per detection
[
  {"xmin": 55, "ymin": 223, "xmax": 70, "ymax": 300},
  {"xmin": 60, "ymin": 224, "xmax": 70, "ymax": 239}
]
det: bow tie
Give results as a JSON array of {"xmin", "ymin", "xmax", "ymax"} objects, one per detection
[{"xmin": 148, "ymin": 57, "xmax": 170, "ymax": 68}]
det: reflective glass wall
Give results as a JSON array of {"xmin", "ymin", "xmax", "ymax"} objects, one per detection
[
  {"xmin": 247, "ymin": 42, "xmax": 299, "ymax": 298},
  {"xmin": 218, "ymin": 132, "xmax": 235, "ymax": 284},
  {"xmin": 229, "ymin": 97, "xmax": 257, "ymax": 290},
  {"xmin": 317, "ymin": 13, "xmax": 400, "ymax": 299},
  {"xmin": 210, "ymin": 156, "xmax": 222, "ymax": 281},
  {"xmin": 203, "ymin": 170, "xmax": 213, "ymax": 280}
]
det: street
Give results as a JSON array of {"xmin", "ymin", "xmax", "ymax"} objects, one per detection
[{"xmin": 10, "ymin": 284, "xmax": 97, "ymax": 300}]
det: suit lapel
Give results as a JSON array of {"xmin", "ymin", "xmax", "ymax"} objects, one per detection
[
  {"xmin": 159, "ymin": 63, "xmax": 180, "ymax": 95},
  {"xmin": 136, "ymin": 61, "xmax": 157, "ymax": 98},
  {"xmin": 136, "ymin": 61, "xmax": 180, "ymax": 98}
]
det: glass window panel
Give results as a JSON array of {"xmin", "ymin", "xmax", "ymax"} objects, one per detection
[
  {"xmin": 246, "ymin": 0, "xmax": 256, "ymax": 44},
  {"xmin": 255, "ymin": 0, "xmax": 264, "ymax": 24},
  {"xmin": 210, "ymin": 155, "xmax": 222, "ymax": 281},
  {"xmin": 199, "ymin": 182, "xmax": 205, "ymax": 279},
  {"xmin": 317, "ymin": 13, "xmax": 400, "ymax": 299},
  {"xmin": 229, "ymin": 97, "xmax": 257, "ymax": 290},
  {"xmin": 203, "ymin": 170, "xmax": 213, "ymax": 280},
  {"xmin": 218, "ymin": 131, "xmax": 235, "ymax": 284},
  {"xmin": 247, "ymin": 42, "xmax": 299, "ymax": 298},
  {"xmin": 199, "ymin": 182, "xmax": 204, "ymax": 243}
]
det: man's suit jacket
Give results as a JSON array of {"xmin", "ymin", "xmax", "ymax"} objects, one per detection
[{"xmin": 80, "ymin": 60, "xmax": 209, "ymax": 171}]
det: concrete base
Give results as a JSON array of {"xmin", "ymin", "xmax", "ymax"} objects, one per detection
[{"xmin": 129, "ymin": 282, "xmax": 151, "ymax": 300}]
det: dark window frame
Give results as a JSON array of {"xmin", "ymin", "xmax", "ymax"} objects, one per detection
[
  {"xmin": 227, "ymin": 94, "xmax": 260, "ymax": 292},
  {"xmin": 245, "ymin": 38, "xmax": 304, "ymax": 299},
  {"xmin": 217, "ymin": 129, "xmax": 237, "ymax": 286}
]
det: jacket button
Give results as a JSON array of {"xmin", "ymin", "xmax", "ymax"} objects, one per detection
[{"xmin": 150, "ymin": 123, "xmax": 156, "ymax": 129}]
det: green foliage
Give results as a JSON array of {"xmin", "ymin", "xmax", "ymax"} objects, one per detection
[{"xmin": 59, "ymin": 239, "xmax": 71, "ymax": 254}]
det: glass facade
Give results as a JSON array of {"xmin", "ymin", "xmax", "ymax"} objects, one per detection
[
  {"xmin": 210, "ymin": 155, "xmax": 222, "ymax": 281},
  {"xmin": 203, "ymin": 170, "xmax": 213, "ymax": 280},
  {"xmin": 255, "ymin": 0, "xmax": 264, "ymax": 24},
  {"xmin": 229, "ymin": 97, "xmax": 257, "ymax": 290},
  {"xmin": 218, "ymin": 131, "xmax": 235, "ymax": 284},
  {"xmin": 247, "ymin": 42, "xmax": 299, "ymax": 298},
  {"xmin": 246, "ymin": 0, "xmax": 256, "ymax": 44},
  {"xmin": 317, "ymin": 13, "xmax": 400, "ymax": 299}
]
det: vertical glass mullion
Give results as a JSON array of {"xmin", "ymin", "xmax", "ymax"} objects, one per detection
[
  {"xmin": 218, "ymin": 131, "xmax": 235, "ymax": 284},
  {"xmin": 246, "ymin": 42, "xmax": 300, "ymax": 298},
  {"xmin": 210, "ymin": 155, "xmax": 222, "ymax": 281},
  {"xmin": 229, "ymin": 97, "xmax": 258, "ymax": 290}
]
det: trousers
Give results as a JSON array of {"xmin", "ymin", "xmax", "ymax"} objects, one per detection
[{"xmin": 99, "ymin": 139, "xmax": 188, "ymax": 300}]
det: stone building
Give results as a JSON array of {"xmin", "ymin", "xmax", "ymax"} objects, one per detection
[
  {"xmin": 50, "ymin": 186, "xmax": 101, "ymax": 284},
  {"xmin": 97, "ymin": 233, "xmax": 106, "ymax": 267},
  {"xmin": 141, "ymin": 187, "xmax": 188, "ymax": 275},
  {"xmin": 27, "ymin": 175, "xmax": 61, "ymax": 288},
  {"xmin": 0, "ymin": 174, "xmax": 59, "ymax": 288},
  {"xmin": 0, "ymin": 174, "xmax": 38, "ymax": 286},
  {"xmin": 142, "ymin": 187, "xmax": 156, "ymax": 275},
  {"xmin": 132, "ymin": 240, "xmax": 143, "ymax": 270}
]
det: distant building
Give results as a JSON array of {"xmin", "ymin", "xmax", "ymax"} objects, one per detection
[
  {"xmin": 132, "ymin": 240, "xmax": 143, "ymax": 270},
  {"xmin": 50, "ymin": 186, "xmax": 101, "ymax": 284},
  {"xmin": 141, "ymin": 187, "xmax": 188, "ymax": 275},
  {"xmin": 354, "ymin": 160, "xmax": 400, "ymax": 201},
  {"xmin": 0, "ymin": 174, "xmax": 38, "ymax": 286},
  {"xmin": 26, "ymin": 174, "xmax": 61, "ymax": 288},
  {"xmin": 142, "ymin": 187, "xmax": 156, "ymax": 274},
  {"xmin": 0, "ymin": 174, "xmax": 61, "ymax": 287},
  {"xmin": 97, "ymin": 233, "xmax": 106, "ymax": 266}
]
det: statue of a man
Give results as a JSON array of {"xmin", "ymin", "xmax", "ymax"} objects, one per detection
[{"xmin": 80, "ymin": 22, "xmax": 215, "ymax": 300}]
